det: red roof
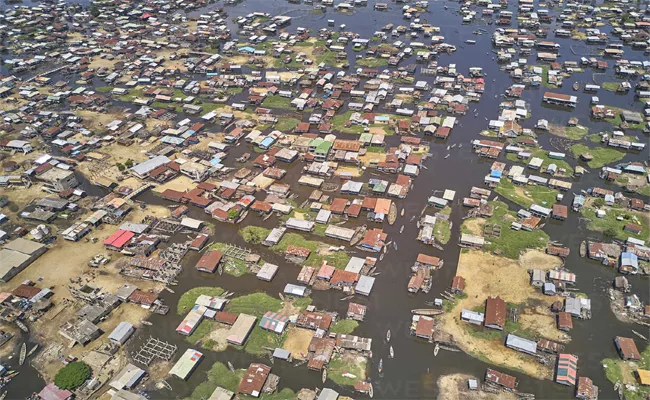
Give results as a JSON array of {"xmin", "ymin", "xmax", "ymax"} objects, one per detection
[
  {"xmin": 38, "ymin": 384, "xmax": 73, "ymax": 400},
  {"xmin": 103, "ymin": 229, "xmax": 135, "ymax": 249}
]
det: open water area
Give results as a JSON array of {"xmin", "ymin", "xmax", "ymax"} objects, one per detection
[{"xmin": 1, "ymin": 0, "xmax": 649, "ymax": 398}]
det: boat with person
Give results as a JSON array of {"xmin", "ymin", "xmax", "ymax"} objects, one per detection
[
  {"xmin": 399, "ymin": 225, "xmax": 404, "ymax": 233},
  {"xmin": 434, "ymin": 343, "xmax": 440, "ymax": 356},
  {"xmin": 386, "ymin": 329, "xmax": 391, "ymax": 342},
  {"xmin": 389, "ymin": 346, "xmax": 394, "ymax": 359},
  {"xmin": 322, "ymin": 368, "xmax": 327, "ymax": 384},
  {"xmin": 378, "ymin": 358, "xmax": 383, "ymax": 374}
]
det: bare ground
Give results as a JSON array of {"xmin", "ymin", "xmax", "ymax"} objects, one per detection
[
  {"xmin": 205, "ymin": 324, "xmax": 230, "ymax": 352},
  {"xmin": 282, "ymin": 327, "xmax": 314, "ymax": 360},
  {"xmin": 437, "ymin": 374, "xmax": 517, "ymax": 400},
  {"xmin": 439, "ymin": 250, "xmax": 567, "ymax": 380}
]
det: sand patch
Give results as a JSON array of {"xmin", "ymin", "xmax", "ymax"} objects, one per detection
[
  {"xmin": 283, "ymin": 327, "xmax": 314, "ymax": 360},
  {"xmin": 439, "ymin": 250, "xmax": 567, "ymax": 380},
  {"xmin": 518, "ymin": 250, "xmax": 562, "ymax": 271},
  {"xmin": 463, "ymin": 217, "xmax": 485, "ymax": 236},
  {"xmin": 205, "ymin": 324, "xmax": 230, "ymax": 352},
  {"xmin": 437, "ymin": 373, "xmax": 517, "ymax": 400},
  {"xmin": 152, "ymin": 175, "xmax": 198, "ymax": 193}
]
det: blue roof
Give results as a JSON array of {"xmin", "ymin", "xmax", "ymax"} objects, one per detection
[
  {"xmin": 260, "ymin": 137, "xmax": 275, "ymax": 148},
  {"xmin": 239, "ymin": 46, "xmax": 255, "ymax": 53},
  {"xmin": 490, "ymin": 170, "xmax": 502, "ymax": 178}
]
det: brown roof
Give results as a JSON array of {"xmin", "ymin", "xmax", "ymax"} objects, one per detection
[
  {"xmin": 332, "ymin": 139, "xmax": 362, "ymax": 152},
  {"xmin": 286, "ymin": 245, "xmax": 311, "ymax": 258},
  {"xmin": 215, "ymin": 312, "xmax": 239, "ymax": 325},
  {"xmin": 576, "ymin": 377, "xmax": 596, "ymax": 398},
  {"xmin": 485, "ymin": 368, "xmax": 517, "ymax": 389},
  {"xmin": 415, "ymin": 316, "xmax": 434, "ymax": 339},
  {"xmin": 330, "ymin": 198, "xmax": 348, "ymax": 214},
  {"xmin": 128, "ymin": 289, "xmax": 158, "ymax": 305},
  {"xmin": 616, "ymin": 336, "xmax": 641, "ymax": 360},
  {"xmin": 12, "ymin": 284, "xmax": 41, "ymax": 299},
  {"xmin": 451, "ymin": 276, "xmax": 465, "ymax": 291},
  {"xmin": 330, "ymin": 270, "xmax": 360, "ymax": 285},
  {"xmin": 557, "ymin": 312, "xmax": 573, "ymax": 329},
  {"xmin": 484, "ymin": 296, "xmax": 506, "ymax": 328},
  {"xmin": 195, "ymin": 250, "xmax": 222, "ymax": 273},
  {"xmin": 416, "ymin": 254, "xmax": 441, "ymax": 267},
  {"xmin": 552, "ymin": 204, "xmax": 568, "ymax": 219},
  {"xmin": 238, "ymin": 363, "xmax": 271, "ymax": 396}
]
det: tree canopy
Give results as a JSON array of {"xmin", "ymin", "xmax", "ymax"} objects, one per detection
[{"xmin": 54, "ymin": 361, "xmax": 91, "ymax": 390}]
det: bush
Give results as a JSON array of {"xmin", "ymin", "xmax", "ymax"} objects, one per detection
[
  {"xmin": 239, "ymin": 226, "xmax": 271, "ymax": 244},
  {"xmin": 115, "ymin": 163, "xmax": 125, "ymax": 172},
  {"xmin": 593, "ymin": 198, "xmax": 605, "ymax": 207},
  {"xmin": 54, "ymin": 361, "xmax": 91, "ymax": 390},
  {"xmin": 604, "ymin": 227, "xmax": 618, "ymax": 238},
  {"xmin": 124, "ymin": 159, "xmax": 134, "ymax": 168}
]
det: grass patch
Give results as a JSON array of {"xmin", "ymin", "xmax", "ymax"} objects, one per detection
[
  {"xmin": 275, "ymin": 117, "xmax": 300, "ymax": 132},
  {"xmin": 241, "ymin": 325, "xmax": 286, "ymax": 355},
  {"xmin": 95, "ymin": 86, "xmax": 112, "ymax": 93},
  {"xmin": 185, "ymin": 320, "xmax": 218, "ymax": 345},
  {"xmin": 226, "ymin": 87, "xmax": 243, "ymax": 95},
  {"xmin": 356, "ymin": 57, "xmax": 388, "ymax": 67},
  {"xmin": 328, "ymin": 354, "xmax": 366, "ymax": 387},
  {"xmin": 210, "ymin": 243, "xmax": 249, "ymax": 276},
  {"xmin": 582, "ymin": 207, "xmax": 650, "ymax": 242},
  {"xmin": 225, "ymin": 292, "xmax": 282, "ymax": 317},
  {"xmin": 262, "ymin": 95, "xmax": 293, "ymax": 109},
  {"xmin": 468, "ymin": 201, "xmax": 550, "ymax": 259},
  {"xmin": 605, "ymin": 106, "xmax": 646, "ymax": 131},
  {"xmin": 434, "ymin": 218, "xmax": 451, "ymax": 244},
  {"xmin": 239, "ymin": 226, "xmax": 271, "ymax": 245},
  {"xmin": 495, "ymin": 179, "xmax": 558, "ymax": 209},
  {"xmin": 271, "ymin": 232, "xmax": 351, "ymax": 269},
  {"xmin": 570, "ymin": 144, "xmax": 625, "ymax": 168},
  {"xmin": 177, "ymin": 287, "xmax": 224, "ymax": 315},
  {"xmin": 332, "ymin": 111, "xmax": 366, "ymax": 134},
  {"xmin": 637, "ymin": 185, "xmax": 650, "ymax": 197},
  {"xmin": 563, "ymin": 125, "xmax": 589, "ymax": 140},
  {"xmin": 329, "ymin": 320, "xmax": 359, "ymax": 334},
  {"xmin": 444, "ymin": 293, "xmax": 468, "ymax": 312},
  {"xmin": 602, "ymin": 81, "xmax": 620, "ymax": 91},
  {"xmin": 184, "ymin": 362, "xmax": 245, "ymax": 400},
  {"xmin": 291, "ymin": 297, "xmax": 313, "ymax": 311}
]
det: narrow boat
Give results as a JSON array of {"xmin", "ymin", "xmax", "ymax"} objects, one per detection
[
  {"xmin": 378, "ymin": 358, "xmax": 383, "ymax": 374},
  {"xmin": 393, "ymin": 242, "xmax": 397, "ymax": 250},
  {"xmin": 400, "ymin": 208, "xmax": 405, "ymax": 217},
  {"xmin": 164, "ymin": 287, "xmax": 175, "ymax": 293},
  {"xmin": 0, "ymin": 391, "xmax": 6, "ymax": 400},
  {"xmin": 322, "ymin": 368, "xmax": 327, "ymax": 384},
  {"xmin": 399, "ymin": 225, "xmax": 404, "ymax": 234},
  {"xmin": 444, "ymin": 154, "xmax": 450, "ymax": 159},
  {"xmin": 369, "ymin": 383, "xmax": 374, "ymax": 398},
  {"xmin": 411, "ymin": 309, "xmax": 445, "ymax": 316},
  {"xmin": 434, "ymin": 343, "xmax": 440, "ymax": 357},
  {"xmin": 386, "ymin": 329, "xmax": 391, "ymax": 342},
  {"xmin": 228, "ymin": 361, "xmax": 235, "ymax": 372},
  {"xmin": 379, "ymin": 253, "xmax": 385, "ymax": 261},
  {"xmin": 18, "ymin": 343, "xmax": 26, "ymax": 366},
  {"xmin": 573, "ymin": 82, "xmax": 579, "ymax": 91},
  {"xmin": 389, "ymin": 346, "xmax": 394, "ymax": 359},
  {"xmin": 446, "ymin": 145, "xmax": 450, "ymax": 150},
  {"xmin": 387, "ymin": 202, "xmax": 397, "ymax": 225},
  {"xmin": 278, "ymin": 293, "xmax": 285, "ymax": 301},
  {"xmin": 141, "ymin": 321, "xmax": 153, "ymax": 326},
  {"xmin": 27, "ymin": 344, "xmax": 39, "ymax": 358}
]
